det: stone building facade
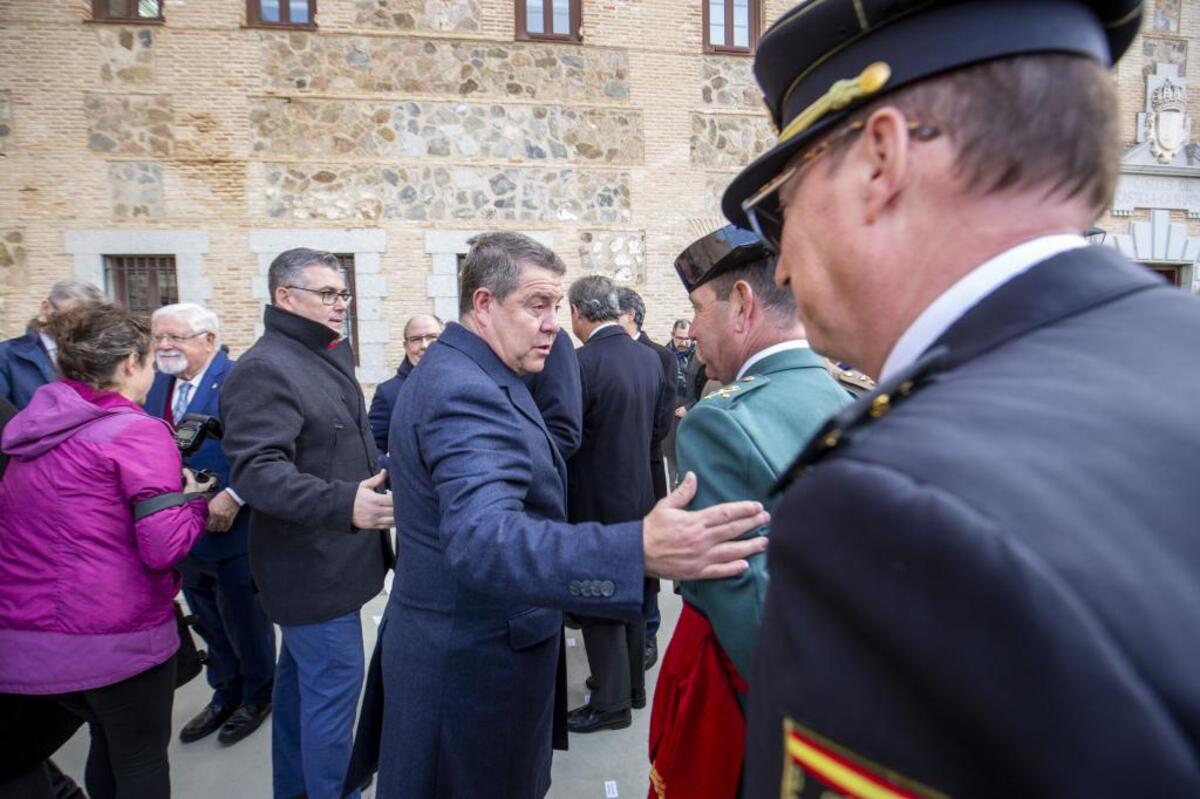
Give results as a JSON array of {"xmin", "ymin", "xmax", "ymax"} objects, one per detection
[{"xmin": 0, "ymin": 0, "xmax": 1197, "ymax": 385}]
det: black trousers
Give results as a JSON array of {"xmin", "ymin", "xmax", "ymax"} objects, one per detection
[
  {"xmin": 54, "ymin": 656, "xmax": 176, "ymax": 799},
  {"xmin": 581, "ymin": 618, "xmax": 645, "ymax": 712}
]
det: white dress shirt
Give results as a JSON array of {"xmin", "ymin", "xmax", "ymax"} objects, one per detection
[
  {"xmin": 174, "ymin": 357, "xmax": 243, "ymax": 506},
  {"xmin": 735, "ymin": 339, "xmax": 811, "ymax": 381},
  {"xmin": 585, "ymin": 321, "xmax": 620, "ymax": 341},
  {"xmin": 39, "ymin": 332, "xmax": 57, "ymax": 366},
  {"xmin": 879, "ymin": 235, "xmax": 1087, "ymax": 383}
]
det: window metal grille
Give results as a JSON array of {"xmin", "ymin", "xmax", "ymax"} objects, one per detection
[
  {"xmin": 334, "ymin": 254, "xmax": 361, "ymax": 366},
  {"xmin": 104, "ymin": 255, "xmax": 178, "ymax": 314}
]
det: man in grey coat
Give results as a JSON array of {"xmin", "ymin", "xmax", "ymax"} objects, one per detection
[{"xmin": 221, "ymin": 248, "xmax": 394, "ymax": 799}]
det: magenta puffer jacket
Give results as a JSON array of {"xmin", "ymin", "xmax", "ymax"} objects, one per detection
[{"xmin": 0, "ymin": 380, "xmax": 208, "ymax": 694}]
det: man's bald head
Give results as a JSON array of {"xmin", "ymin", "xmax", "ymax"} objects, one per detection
[{"xmin": 403, "ymin": 314, "xmax": 443, "ymax": 366}]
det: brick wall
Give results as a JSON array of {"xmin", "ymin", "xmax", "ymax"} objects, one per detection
[{"xmin": 0, "ymin": 0, "xmax": 1196, "ymax": 383}]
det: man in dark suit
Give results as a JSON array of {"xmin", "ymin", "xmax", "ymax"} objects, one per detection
[
  {"xmin": 617, "ymin": 287, "xmax": 676, "ymax": 501},
  {"xmin": 371, "ymin": 232, "xmax": 769, "ymax": 798},
  {"xmin": 723, "ymin": 1, "xmax": 1200, "ymax": 796},
  {"xmin": 566, "ymin": 277, "xmax": 671, "ymax": 733},
  {"xmin": 222, "ymin": 248, "xmax": 394, "ymax": 799},
  {"xmin": 0, "ymin": 280, "xmax": 104, "ymax": 409},
  {"xmin": 617, "ymin": 287, "xmax": 676, "ymax": 668},
  {"xmin": 144, "ymin": 303, "xmax": 276, "ymax": 747},
  {"xmin": 367, "ymin": 314, "xmax": 442, "ymax": 465}
]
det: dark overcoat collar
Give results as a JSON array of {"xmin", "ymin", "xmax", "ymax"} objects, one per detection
[{"xmin": 263, "ymin": 304, "xmax": 356, "ymax": 384}]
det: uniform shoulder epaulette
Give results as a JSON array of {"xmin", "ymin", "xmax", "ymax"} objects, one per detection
[
  {"xmin": 825, "ymin": 359, "xmax": 875, "ymax": 396},
  {"xmin": 771, "ymin": 346, "xmax": 949, "ymax": 495},
  {"xmin": 698, "ymin": 373, "xmax": 770, "ymax": 406}
]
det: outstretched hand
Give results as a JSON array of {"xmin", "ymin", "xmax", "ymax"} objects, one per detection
[{"xmin": 642, "ymin": 472, "xmax": 770, "ymax": 581}]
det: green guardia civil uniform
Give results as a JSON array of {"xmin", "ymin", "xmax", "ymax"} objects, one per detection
[{"xmin": 676, "ymin": 344, "xmax": 851, "ymax": 681}]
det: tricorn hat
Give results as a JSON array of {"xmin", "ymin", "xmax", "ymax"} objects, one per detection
[
  {"xmin": 674, "ymin": 224, "xmax": 773, "ymax": 293},
  {"xmin": 721, "ymin": 0, "xmax": 1143, "ymax": 231}
]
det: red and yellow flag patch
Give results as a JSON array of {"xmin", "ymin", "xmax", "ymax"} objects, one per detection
[{"xmin": 781, "ymin": 718, "xmax": 949, "ymax": 799}]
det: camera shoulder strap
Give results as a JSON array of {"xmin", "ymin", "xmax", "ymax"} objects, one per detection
[{"xmin": 134, "ymin": 492, "xmax": 194, "ymax": 522}]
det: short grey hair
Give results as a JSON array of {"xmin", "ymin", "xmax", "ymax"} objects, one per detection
[
  {"xmin": 706, "ymin": 257, "xmax": 797, "ymax": 323},
  {"xmin": 48, "ymin": 280, "xmax": 105, "ymax": 307},
  {"xmin": 568, "ymin": 275, "xmax": 620, "ymax": 323},
  {"xmin": 152, "ymin": 302, "xmax": 220, "ymax": 341},
  {"xmin": 268, "ymin": 248, "xmax": 342, "ymax": 302},
  {"xmin": 459, "ymin": 232, "xmax": 565, "ymax": 317},
  {"xmin": 616, "ymin": 287, "xmax": 646, "ymax": 329}
]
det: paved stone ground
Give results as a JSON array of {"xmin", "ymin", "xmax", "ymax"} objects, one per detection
[{"xmin": 56, "ymin": 576, "xmax": 679, "ymax": 799}]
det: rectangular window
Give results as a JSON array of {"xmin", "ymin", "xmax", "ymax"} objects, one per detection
[
  {"xmin": 704, "ymin": 0, "xmax": 759, "ymax": 53},
  {"xmin": 247, "ymin": 0, "xmax": 315, "ymax": 28},
  {"xmin": 516, "ymin": 0, "xmax": 581, "ymax": 42},
  {"xmin": 92, "ymin": 0, "xmax": 163, "ymax": 22},
  {"xmin": 104, "ymin": 255, "xmax": 178, "ymax": 314},
  {"xmin": 335, "ymin": 254, "xmax": 361, "ymax": 365}
]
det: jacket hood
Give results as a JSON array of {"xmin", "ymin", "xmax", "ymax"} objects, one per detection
[{"xmin": 2, "ymin": 382, "xmax": 135, "ymax": 458}]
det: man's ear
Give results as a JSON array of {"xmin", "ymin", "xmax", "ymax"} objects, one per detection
[
  {"xmin": 731, "ymin": 280, "xmax": 754, "ymax": 331},
  {"xmin": 471, "ymin": 287, "xmax": 494, "ymax": 327},
  {"xmin": 859, "ymin": 106, "xmax": 912, "ymax": 226}
]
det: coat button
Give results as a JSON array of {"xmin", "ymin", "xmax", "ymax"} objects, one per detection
[
  {"xmin": 569, "ymin": 580, "xmax": 582, "ymax": 596},
  {"xmin": 600, "ymin": 580, "xmax": 614, "ymax": 598}
]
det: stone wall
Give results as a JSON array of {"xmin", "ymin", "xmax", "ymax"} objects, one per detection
[
  {"xmin": 97, "ymin": 26, "xmax": 155, "ymax": 85},
  {"xmin": 263, "ymin": 163, "xmax": 630, "ymax": 223},
  {"xmin": 0, "ymin": 90, "xmax": 10, "ymax": 152},
  {"xmin": 85, "ymin": 93, "xmax": 174, "ymax": 156},
  {"xmin": 690, "ymin": 112, "xmax": 774, "ymax": 167},
  {"xmin": 579, "ymin": 230, "xmax": 645, "ymax": 283},
  {"xmin": 109, "ymin": 162, "xmax": 164, "ymax": 220},
  {"xmin": 353, "ymin": 0, "xmax": 482, "ymax": 32},
  {"xmin": 700, "ymin": 56, "xmax": 761, "ymax": 108},
  {"xmin": 260, "ymin": 33, "xmax": 629, "ymax": 101},
  {"xmin": 3, "ymin": 0, "xmax": 1196, "ymax": 387},
  {"xmin": 250, "ymin": 98, "xmax": 643, "ymax": 164}
]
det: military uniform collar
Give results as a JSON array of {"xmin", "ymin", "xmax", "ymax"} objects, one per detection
[
  {"xmin": 735, "ymin": 339, "xmax": 812, "ymax": 381},
  {"xmin": 880, "ymin": 234, "xmax": 1087, "ymax": 382}
]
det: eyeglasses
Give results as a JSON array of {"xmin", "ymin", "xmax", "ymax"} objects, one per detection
[
  {"xmin": 405, "ymin": 334, "xmax": 439, "ymax": 345},
  {"xmin": 152, "ymin": 332, "xmax": 208, "ymax": 344},
  {"xmin": 742, "ymin": 119, "xmax": 940, "ymax": 253},
  {"xmin": 285, "ymin": 286, "xmax": 353, "ymax": 305}
]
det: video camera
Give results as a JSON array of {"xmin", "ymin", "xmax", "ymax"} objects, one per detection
[{"xmin": 175, "ymin": 413, "xmax": 224, "ymax": 492}]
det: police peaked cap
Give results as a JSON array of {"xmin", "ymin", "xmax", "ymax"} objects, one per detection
[
  {"xmin": 674, "ymin": 225, "xmax": 773, "ymax": 293},
  {"xmin": 721, "ymin": 0, "xmax": 1144, "ymax": 229}
]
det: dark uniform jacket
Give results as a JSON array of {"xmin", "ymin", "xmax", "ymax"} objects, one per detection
[
  {"xmin": 749, "ymin": 246, "xmax": 1200, "ymax": 798},
  {"xmin": 144, "ymin": 349, "xmax": 248, "ymax": 562},
  {"xmin": 372, "ymin": 322, "xmax": 644, "ymax": 799},
  {"xmin": 220, "ymin": 305, "xmax": 391, "ymax": 626},
  {"xmin": 569, "ymin": 324, "xmax": 671, "ymax": 525}
]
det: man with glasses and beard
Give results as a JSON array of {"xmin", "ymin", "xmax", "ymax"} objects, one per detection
[
  {"xmin": 145, "ymin": 303, "xmax": 276, "ymax": 748},
  {"xmin": 222, "ymin": 248, "xmax": 394, "ymax": 799},
  {"xmin": 721, "ymin": 1, "xmax": 1200, "ymax": 797}
]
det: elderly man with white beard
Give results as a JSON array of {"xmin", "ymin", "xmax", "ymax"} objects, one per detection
[{"xmin": 144, "ymin": 303, "xmax": 276, "ymax": 749}]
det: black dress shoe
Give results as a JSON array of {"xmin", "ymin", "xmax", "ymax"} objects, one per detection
[
  {"xmin": 217, "ymin": 702, "xmax": 272, "ymax": 746},
  {"xmin": 567, "ymin": 704, "xmax": 631, "ymax": 733},
  {"xmin": 585, "ymin": 675, "xmax": 598, "ymax": 691},
  {"xmin": 644, "ymin": 637, "xmax": 658, "ymax": 671},
  {"xmin": 179, "ymin": 703, "xmax": 236, "ymax": 743},
  {"xmin": 632, "ymin": 688, "xmax": 646, "ymax": 709}
]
